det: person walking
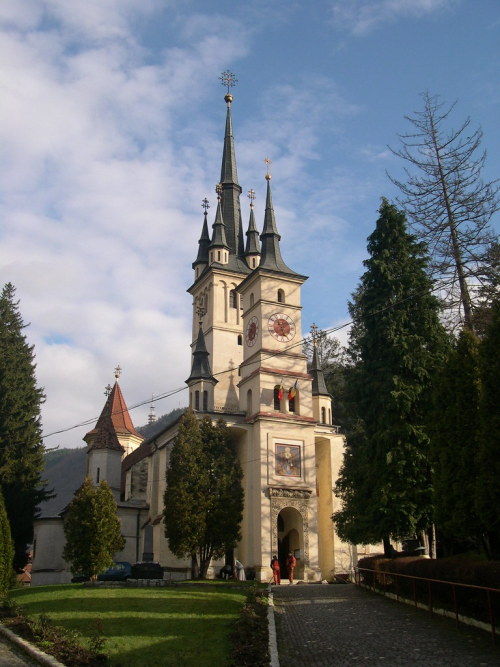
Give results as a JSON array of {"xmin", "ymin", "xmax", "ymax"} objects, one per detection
[
  {"xmin": 286, "ymin": 551, "xmax": 296, "ymax": 584},
  {"xmin": 270, "ymin": 555, "xmax": 281, "ymax": 585}
]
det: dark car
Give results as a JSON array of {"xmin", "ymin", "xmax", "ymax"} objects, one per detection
[
  {"xmin": 131, "ymin": 561, "xmax": 163, "ymax": 579},
  {"xmin": 97, "ymin": 561, "xmax": 132, "ymax": 581}
]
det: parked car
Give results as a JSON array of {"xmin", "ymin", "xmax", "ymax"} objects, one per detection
[
  {"xmin": 131, "ymin": 561, "xmax": 163, "ymax": 579},
  {"xmin": 97, "ymin": 561, "xmax": 132, "ymax": 581}
]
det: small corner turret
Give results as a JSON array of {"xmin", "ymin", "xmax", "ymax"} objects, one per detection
[
  {"xmin": 244, "ymin": 188, "xmax": 261, "ymax": 270},
  {"xmin": 209, "ymin": 184, "xmax": 230, "ymax": 266}
]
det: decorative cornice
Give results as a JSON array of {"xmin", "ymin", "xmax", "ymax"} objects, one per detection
[{"xmin": 268, "ymin": 487, "xmax": 313, "ymax": 499}]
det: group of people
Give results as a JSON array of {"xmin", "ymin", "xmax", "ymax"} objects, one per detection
[
  {"xmin": 220, "ymin": 552, "xmax": 298, "ymax": 584},
  {"xmin": 271, "ymin": 551, "xmax": 296, "ymax": 585}
]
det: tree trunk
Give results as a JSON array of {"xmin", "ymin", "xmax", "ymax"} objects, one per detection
[
  {"xmin": 383, "ymin": 536, "xmax": 393, "ymax": 557},
  {"xmin": 190, "ymin": 553, "xmax": 199, "ymax": 580}
]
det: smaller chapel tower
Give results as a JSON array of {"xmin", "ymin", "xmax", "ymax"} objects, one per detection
[{"xmin": 84, "ymin": 367, "xmax": 143, "ymax": 500}]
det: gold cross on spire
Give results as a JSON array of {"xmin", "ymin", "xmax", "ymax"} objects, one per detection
[
  {"xmin": 220, "ymin": 71, "xmax": 237, "ymax": 107},
  {"xmin": 215, "ymin": 183, "xmax": 222, "ymax": 200},
  {"xmin": 219, "ymin": 71, "xmax": 238, "ymax": 93},
  {"xmin": 104, "ymin": 384, "xmax": 112, "ymax": 397},
  {"xmin": 201, "ymin": 197, "xmax": 210, "ymax": 213},
  {"xmin": 114, "ymin": 364, "xmax": 122, "ymax": 380},
  {"xmin": 264, "ymin": 157, "xmax": 272, "ymax": 181},
  {"xmin": 310, "ymin": 323, "xmax": 319, "ymax": 346},
  {"xmin": 247, "ymin": 189, "xmax": 256, "ymax": 208}
]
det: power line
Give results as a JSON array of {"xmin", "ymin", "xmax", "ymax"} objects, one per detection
[{"xmin": 42, "ymin": 276, "xmax": 454, "ymax": 441}]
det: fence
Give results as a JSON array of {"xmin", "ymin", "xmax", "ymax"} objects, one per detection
[{"xmin": 355, "ymin": 566, "xmax": 500, "ymax": 643}]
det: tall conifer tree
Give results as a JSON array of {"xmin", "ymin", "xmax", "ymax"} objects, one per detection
[
  {"xmin": 164, "ymin": 411, "xmax": 243, "ymax": 578},
  {"xmin": 0, "ymin": 487, "xmax": 14, "ymax": 598},
  {"xmin": 0, "ymin": 283, "xmax": 49, "ymax": 569},
  {"xmin": 334, "ymin": 199, "xmax": 447, "ymax": 554},
  {"xmin": 476, "ymin": 300, "xmax": 500, "ymax": 559},
  {"xmin": 429, "ymin": 329, "xmax": 482, "ymax": 554}
]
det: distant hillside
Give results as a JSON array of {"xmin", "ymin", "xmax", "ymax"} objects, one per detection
[
  {"xmin": 136, "ymin": 407, "xmax": 185, "ymax": 440},
  {"xmin": 39, "ymin": 407, "xmax": 186, "ymax": 517},
  {"xmin": 39, "ymin": 447, "xmax": 87, "ymax": 517}
]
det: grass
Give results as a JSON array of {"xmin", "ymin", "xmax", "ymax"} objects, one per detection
[{"xmin": 7, "ymin": 581, "xmax": 267, "ymax": 666}]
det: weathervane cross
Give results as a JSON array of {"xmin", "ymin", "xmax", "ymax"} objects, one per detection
[
  {"xmin": 248, "ymin": 189, "xmax": 256, "ymax": 207},
  {"xmin": 202, "ymin": 197, "xmax": 210, "ymax": 213},
  {"xmin": 219, "ymin": 70, "xmax": 238, "ymax": 93}
]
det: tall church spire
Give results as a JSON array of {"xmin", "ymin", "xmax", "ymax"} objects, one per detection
[
  {"xmin": 218, "ymin": 71, "xmax": 245, "ymax": 261},
  {"xmin": 259, "ymin": 162, "xmax": 299, "ymax": 276}
]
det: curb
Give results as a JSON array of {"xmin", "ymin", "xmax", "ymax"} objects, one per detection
[
  {"xmin": 267, "ymin": 585, "xmax": 280, "ymax": 667},
  {"xmin": 0, "ymin": 623, "xmax": 66, "ymax": 667}
]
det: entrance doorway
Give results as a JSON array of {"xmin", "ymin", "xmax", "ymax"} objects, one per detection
[{"xmin": 277, "ymin": 507, "xmax": 304, "ymax": 579}]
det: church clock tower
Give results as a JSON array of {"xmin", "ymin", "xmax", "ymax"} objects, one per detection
[{"xmin": 236, "ymin": 165, "xmax": 321, "ymax": 581}]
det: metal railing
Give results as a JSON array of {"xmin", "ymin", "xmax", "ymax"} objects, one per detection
[{"xmin": 355, "ymin": 566, "xmax": 500, "ymax": 643}]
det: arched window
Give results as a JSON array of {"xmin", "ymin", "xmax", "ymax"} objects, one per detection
[
  {"xmin": 277, "ymin": 289, "xmax": 285, "ymax": 303},
  {"xmin": 203, "ymin": 391, "xmax": 208, "ymax": 411},
  {"xmin": 250, "ymin": 293, "xmax": 254, "ymax": 307},
  {"xmin": 217, "ymin": 250, "xmax": 221, "ymax": 262},
  {"xmin": 273, "ymin": 385, "xmax": 282, "ymax": 411},
  {"xmin": 289, "ymin": 395, "xmax": 296, "ymax": 413},
  {"xmin": 96, "ymin": 467, "xmax": 100, "ymax": 484},
  {"xmin": 252, "ymin": 258, "xmax": 256, "ymax": 268},
  {"xmin": 195, "ymin": 390, "xmax": 200, "ymax": 410},
  {"xmin": 247, "ymin": 389, "xmax": 252, "ymax": 415},
  {"xmin": 229, "ymin": 289, "xmax": 237, "ymax": 308},
  {"xmin": 321, "ymin": 407, "xmax": 326, "ymax": 423},
  {"xmin": 237, "ymin": 334, "xmax": 243, "ymax": 345},
  {"xmin": 328, "ymin": 408, "xmax": 332, "ymax": 424}
]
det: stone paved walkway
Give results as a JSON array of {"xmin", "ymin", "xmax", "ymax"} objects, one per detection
[
  {"xmin": 0, "ymin": 635, "xmax": 37, "ymax": 666},
  {"xmin": 273, "ymin": 583, "xmax": 500, "ymax": 666}
]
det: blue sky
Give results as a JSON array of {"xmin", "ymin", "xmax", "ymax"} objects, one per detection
[{"xmin": 1, "ymin": 0, "xmax": 499, "ymax": 447}]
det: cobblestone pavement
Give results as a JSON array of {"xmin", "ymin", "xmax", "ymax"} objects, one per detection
[
  {"xmin": 0, "ymin": 635, "xmax": 37, "ymax": 666},
  {"xmin": 273, "ymin": 583, "xmax": 500, "ymax": 666}
]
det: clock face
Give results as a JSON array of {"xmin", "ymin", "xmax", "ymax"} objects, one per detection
[
  {"xmin": 246, "ymin": 316, "xmax": 259, "ymax": 346},
  {"xmin": 268, "ymin": 313, "xmax": 296, "ymax": 343}
]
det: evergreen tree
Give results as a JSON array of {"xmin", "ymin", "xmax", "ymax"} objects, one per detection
[
  {"xmin": 0, "ymin": 283, "xmax": 50, "ymax": 569},
  {"xmin": 334, "ymin": 199, "xmax": 448, "ymax": 555},
  {"xmin": 63, "ymin": 478, "xmax": 125, "ymax": 579},
  {"xmin": 0, "ymin": 487, "xmax": 14, "ymax": 598},
  {"xmin": 429, "ymin": 329, "xmax": 482, "ymax": 554},
  {"xmin": 164, "ymin": 410, "xmax": 243, "ymax": 578},
  {"xmin": 476, "ymin": 300, "xmax": 500, "ymax": 559}
]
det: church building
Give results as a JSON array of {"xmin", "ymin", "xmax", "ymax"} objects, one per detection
[{"xmin": 32, "ymin": 80, "xmax": 358, "ymax": 584}]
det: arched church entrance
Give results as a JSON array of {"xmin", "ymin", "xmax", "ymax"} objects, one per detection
[
  {"xmin": 270, "ymin": 487, "xmax": 312, "ymax": 581},
  {"xmin": 277, "ymin": 507, "xmax": 304, "ymax": 579}
]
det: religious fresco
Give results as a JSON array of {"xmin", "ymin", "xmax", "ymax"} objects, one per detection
[{"xmin": 275, "ymin": 443, "xmax": 301, "ymax": 477}]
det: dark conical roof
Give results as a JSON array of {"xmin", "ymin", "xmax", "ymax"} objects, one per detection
[
  {"xmin": 186, "ymin": 325, "xmax": 217, "ymax": 385},
  {"xmin": 311, "ymin": 345, "xmax": 330, "ymax": 397},
  {"xmin": 259, "ymin": 177, "xmax": 300, "ymax": 276},
  {"xmin": 217, "ymin": 98, "xmax": 250, "ymax": 274},
  {"xmin": 193, "ymin": 208, "xmax": 211, "ymax": 268},
  {"xmin": 244, "ymin": 204, "xmax": 260, "ymax": 255},
  {"xmin": 209, "ymin": 198, "xmax": 229, "ymax": 250}
]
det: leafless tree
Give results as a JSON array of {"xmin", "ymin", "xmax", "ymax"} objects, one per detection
[{"xmin": 388, "ymin": 92, "xmax": 499, "ymax": 331}]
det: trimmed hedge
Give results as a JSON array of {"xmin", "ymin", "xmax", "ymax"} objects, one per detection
[{"xmin": 357, "ymin": 556, "xmax": 500, "ymax": 625}]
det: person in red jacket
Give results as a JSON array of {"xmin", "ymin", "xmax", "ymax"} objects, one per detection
[
  {"xmin": 286, "ymin": 551, "xmax": 297, "ymax": 584},
  {"xmin": 270, "ymin": 555, "xmax": 280, "ymax": 585}
]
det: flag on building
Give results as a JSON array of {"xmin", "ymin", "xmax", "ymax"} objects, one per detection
[
  {"xmin": 278, "ymin": 383, "xmax": 284, "ymax": 401},
  {"xmin": 288, "ymin": 380, "xmax": 298, "ymax": 400}
]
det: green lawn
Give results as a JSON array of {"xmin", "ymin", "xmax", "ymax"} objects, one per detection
[{"xmin": 10, "ymin": 582, "xmax": 252, "ymax": 666}]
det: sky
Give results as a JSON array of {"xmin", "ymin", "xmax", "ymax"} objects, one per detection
[{"xmin": 1, "ymin": 0, "xmax": 499, "ymax": 449}]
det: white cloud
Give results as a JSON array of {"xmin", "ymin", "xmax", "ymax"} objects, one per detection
[
  {"xmin": 0, "ymin": 2, "xmax": 254, "ymax": 447},
  {"xmin": 329, "ymin": 0, "xmax": 458, "ymax": 35}
]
